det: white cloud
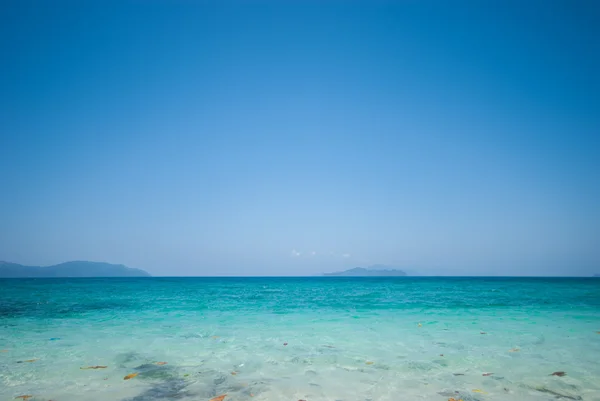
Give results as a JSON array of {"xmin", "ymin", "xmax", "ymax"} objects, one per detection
[
  {"xmin": 342, "ymin": 253, "xmax": 351, "ymax": 258},
  {"xmin": 311, "ymin": 251, "xmax": 316, "ymax": 256},
  {"xmin": 291, "ymin": 249, "xmax": 301, "ymax": 257}
]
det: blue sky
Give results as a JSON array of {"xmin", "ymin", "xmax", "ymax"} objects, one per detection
[{"xmin": 1, "ymin": 1, "xmax": 598, "ymax": 276}]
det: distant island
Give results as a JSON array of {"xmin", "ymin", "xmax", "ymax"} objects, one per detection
[
  {"xmin": 0, "ymin": 261, "xmax": 151, "ymax": 278},
  {"xmin": 324, "ymin": 265, "xmax": 407, "ymax": 277}
]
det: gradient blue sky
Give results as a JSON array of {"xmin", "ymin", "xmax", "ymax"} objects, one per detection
[{"xmin": 1, "ymin": 1, "xmax": 598, "ymax": 276}]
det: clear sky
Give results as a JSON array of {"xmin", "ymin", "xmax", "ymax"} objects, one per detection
[{"xmin": 1, "ymin": 0, "xmax": 599, "ymax": 276}]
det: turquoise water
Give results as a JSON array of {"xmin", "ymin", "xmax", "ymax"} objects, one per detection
[{"xmin": 1, "ymin": 277, "xmax": 599, "ymax": 401}]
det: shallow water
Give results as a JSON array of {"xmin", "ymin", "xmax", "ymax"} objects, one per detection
[{"xmin": 1, "ymin": 277, "xmax": 599, "ymax": 401}]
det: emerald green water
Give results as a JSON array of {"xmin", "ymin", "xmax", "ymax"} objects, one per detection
[{"xmin": 1, "ymin": 277, "xmax": 599, "ymax": 401}]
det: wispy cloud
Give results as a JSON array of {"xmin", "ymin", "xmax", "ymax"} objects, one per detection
[{"xmin": 291, "ymin": 249, "xmax": 348, "ymax": 259}]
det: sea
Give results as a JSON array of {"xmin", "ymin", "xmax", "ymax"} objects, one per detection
[{"xmin": 1, "ymin": 277, "xmax": 599, "ymax": 401}]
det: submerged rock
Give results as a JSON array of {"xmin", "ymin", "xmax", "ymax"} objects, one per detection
[
  {"xmin": 115, "ymin": 351, "xmax": 145, "ymax": 368},
  {"xmin": 447, "ymin": 392, "xmax": 480, "ymax": 401},
  {"xmin": 122, "ymin": 378, "xmax": 192, "ymax": 401},
  {"xmin": 534, "ymin": 386, "xmax": 582, "ymax": 400},
  {"xmin": 406, "ymin": 360, "xmax": 435, "ymax": 371},
  {"xmin": 438, "ymin": 390, "xmax": 459, "ymax": 397},
  {"xmin": 131, "ymin": 363, "xmax": 181, "ymax": 381},
  {"xmin": 213, "ymin": 373, "xmax": 227, "ymax": 385}
]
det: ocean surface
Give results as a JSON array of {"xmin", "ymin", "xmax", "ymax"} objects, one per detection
[{"xmin": 1, "ymin": 277, "xmax": 599, "ymax": 401}]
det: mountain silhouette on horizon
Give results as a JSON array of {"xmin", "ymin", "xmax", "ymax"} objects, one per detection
[{"xmin": 0, "ymin": 261, "xmax": 151, "ymax": 278}]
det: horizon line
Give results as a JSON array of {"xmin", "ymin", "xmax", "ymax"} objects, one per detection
[{"xmin": 1, "ymin": 275, "xmax": 597, "ymax": 279}]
